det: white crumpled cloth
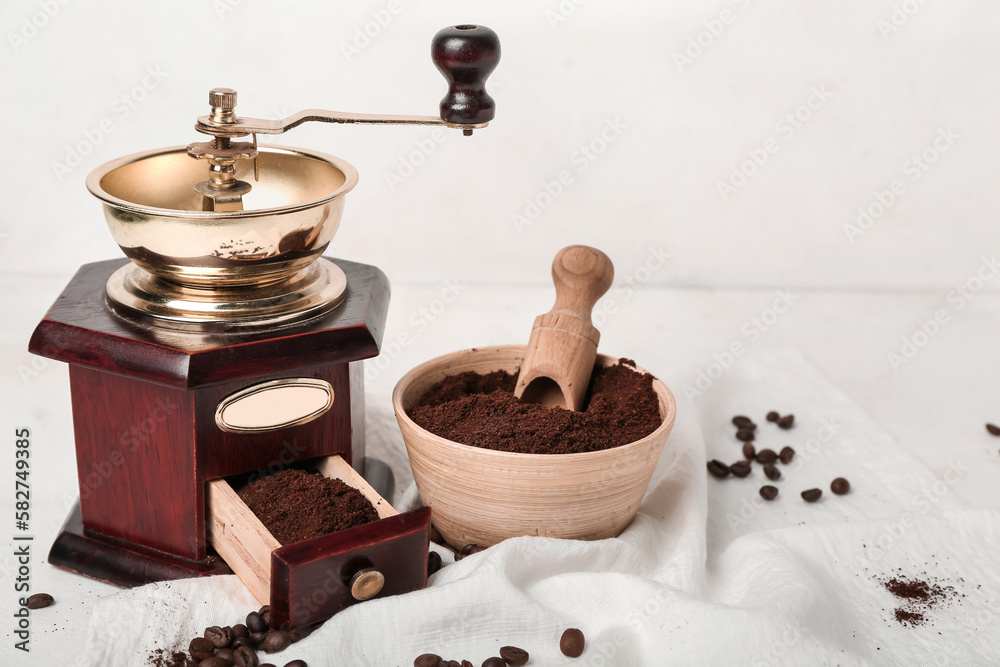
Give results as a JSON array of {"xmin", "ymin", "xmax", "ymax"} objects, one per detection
[{"xmin": 80, "ymin": 351, "xmax": 1000, "ymax": 666}]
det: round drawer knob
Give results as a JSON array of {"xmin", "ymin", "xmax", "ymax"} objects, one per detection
[{"xmin": 350, "ymin": 568, "xmax": 385, "ymax": 601}]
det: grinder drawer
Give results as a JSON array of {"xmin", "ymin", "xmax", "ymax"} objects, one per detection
[{"xmin": 207, "ymin": 455, "xmax": 431, "ymax": 629}]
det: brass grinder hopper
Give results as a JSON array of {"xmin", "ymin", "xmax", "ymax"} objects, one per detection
[{"xmin": 86, "ymin": 24, "xmax": 500, "ymax": 330}]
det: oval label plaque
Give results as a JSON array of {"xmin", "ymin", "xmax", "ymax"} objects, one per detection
[{"xmin": 215, "ymin": 378, "xmax": 334, "ymax": 434}]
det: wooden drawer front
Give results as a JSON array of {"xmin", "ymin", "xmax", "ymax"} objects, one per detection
[{"xmin": 270, "ymin": 507, "xmax": 431, "ymax": 629}]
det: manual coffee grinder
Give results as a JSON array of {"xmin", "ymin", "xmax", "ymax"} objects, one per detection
[{"xmin": 28, "ymin": 25, "xmax": 499, "ymax": 626}]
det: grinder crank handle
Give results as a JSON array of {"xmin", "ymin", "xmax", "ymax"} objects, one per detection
[{"xmin": 193, "ymin": 25, "xmax": 500, "ymax": 139}]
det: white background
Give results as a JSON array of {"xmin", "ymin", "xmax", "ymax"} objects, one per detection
[{"xmin": 1, "ymin": 0, "xmax": 999, "ymax": 664}]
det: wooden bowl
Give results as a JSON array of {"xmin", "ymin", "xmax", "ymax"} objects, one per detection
[{"xmin": 392, "ymin": 345, "xmax": 676, "ymax": 547}]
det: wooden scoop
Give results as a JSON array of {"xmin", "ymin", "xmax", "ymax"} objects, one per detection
[{"xmin": 514, "ymin": 245, "xmax": 615, "ymax": 411}]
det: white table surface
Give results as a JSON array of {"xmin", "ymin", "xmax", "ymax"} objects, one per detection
[{"xmin": 2, "ymin": 0, "xmax": 999, "ymax": 663}]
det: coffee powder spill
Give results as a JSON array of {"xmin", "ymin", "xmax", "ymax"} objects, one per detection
[
  {"xmin": 879, "ymin": 575, "xmax": 959, "ymax": 627},
  {"xmin": 238, "ymin": 469, "xmax": 379, "ymax": 545},
  {"xmin": 408, "ymin": 360, "xmax": 662, "ymax": 454}
]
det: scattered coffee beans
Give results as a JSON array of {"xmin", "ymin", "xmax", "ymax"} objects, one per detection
[
  {"xmin": 741, "ymin": 442, "xmax": 756, "ymax": 459},
  {"xmin": 482, "ymin": 659, "xmax": 505, "ymax": 667},
  {"xmin": 732, "ymin": 415, "xmax": 753, "ymax": 428},
  {"xmin": 414, "ymin": 654, "xmax": 442, "ymax": 667},
  {"xmin": 755, "ymin": 449, "xmax": 778, "ymax": 465},
  {"xmin": 730, "ymin": 461, "xmax": 751, "ymax": 478},
  {"xmin": 766, "ymin": 411, "xmax": 780, "ymax": 422},
  {"xmin": 560, "ymin": 628, "xmax": 585, "ymax": 658},
  {"xmin": 801, "ymin": 488, "xmax": 822, "ymax": 503},
  {"xmin": 454, "ymin": 544, "xmax": 487, "ymax": 562},
  {"xmin": 499, "ymin": 646, "xmax": 529, "ymax": 666},
  {"xmin": 233, "ymin": 645, "xmax": 259, "ymax": 667},
  {"xmin": 987, "ymin": 423, "xmax": 1000, "ymax": 436},
  {"xmin": 205, "ymin": 626, "xmax": 232, "ymax": 649},
  {"xmin": 428, "ymin": 550, "xmax": 443, "ymax": 576},
  {"xmin": 262, "ymin": 631, "xmax": 292, "ymax": 654},
  {"xmin": 246, "ymin": 611, "xmax": 265, "ymax": 633},
  {"xmin": 26, "ymin": 593, "xmax": 53, "ymax": 609},
  {"xmin": 736, "ymin": 428, "xmax": 755, "ymax": 442},
  {"xmin": 777, "ymin": 414, "xmax": 795, "ymax": 429},
  {"xmin": 759, "ymin": 485, "xmax": 778, "ymax": 501},
  {"xmin": 831, "ymin": 478, "xmax": 850, "ymax": 495},
  {"xmin": 707, "ymin": 460, "xmax": 731, "ymax": 478},
  {"xmin": 763, "ymin": 463, "xmax": 781, "ymax": 481},
  {"xmin": 779, "ymin": 446, "xmax": 795, "ymax": 464}
]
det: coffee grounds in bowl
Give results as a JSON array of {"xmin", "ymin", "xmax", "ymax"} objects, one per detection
[
  {"xmin": 408, "ymin": 360, "xmax": 662, "ymax": 454},
  {"xmin": 237, "ymin": 469, "xmax": 379, "ymax": 545}
]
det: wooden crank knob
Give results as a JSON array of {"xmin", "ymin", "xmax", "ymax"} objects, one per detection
[{"xmin": 431, "ymin": 24, "xmax": 500, "ymax": 125}]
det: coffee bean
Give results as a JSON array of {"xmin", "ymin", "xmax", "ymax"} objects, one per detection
[
  {"xmin": 233, "ymin": 646, "xmax": 259, "ymax": 667},
  {"xmin": 736, "ymin": 428, "xmax": 755, "ymax": 442},
  {"xmin": 190, "ymin": 638, "xmax": 215, "ymax": 655},
  {"xmin": 288, "ymin": 631, "xmax": 301, "ymax": 644},
  {"xmin": 260, "ymin": 664, "xmax": 277, "ymax": 667},
  {"xmin": 482, "ymin": 659, "xmax": 505, "ymax": 667},
  {"xmin": 499, "ymin": 646, "xmax": 529, "ymax": 666},
  {"xmin": 779, "ymin": 446, "xmax": 795, "ymax": 464},
  {"xmin": 199, "ymin": 658, "xmax": 231, "ymax": 667},
  {"xmin": 732, "ymin": 415, "xmax": 753, "ymax": 428},
  {"xmin": 232, "ymin": 624, "xmax": 249, "ymax": 639},
  {"xmin": 250, "ymin": 631, "xmax": 267, "ymax": 645},
  {"xmin": 707, "ymin": 460, "xmax": 730, "ymax": 478},
  {"xmin": 801, "ymin": 488, "xmax": 822, "ymax": 502},
  {"xmin": 215, "ymin": 648, "xmax": 236, "ymax": 664},
  {"xmin": 455, "ymin": 544, "xmax": 486, "ymax": 562},
  {"xmin": 766, "ymin": 411, "xmax": 780, "ymax": 422},
  {"xmin": 730, "ymin": 461, "xmax": 751, "ymax": 478},
  {"xmin": 205, "ymin": 626, "xmax": 232, "ymax": 649},
  {"xmin": 987, "ymin": 423, "xmax": 1000, "ymax": 436},
  {"xmin": 283, "ymin": 661, "xmax": 308, "ymax": 667},
  {"xmin": 428, "ymin": 551, "xmax": 443, "ymax": 576},
  {"xmin": 414, "ymin": 654, "xmax": 442, "ymax": 667},
  {"xmin": 759, "ymin": 485, "xmax": 778, "ymax": 501},
  {"xmin": 755, "ymin": 449, "xmax": 777, "ymax": 464},
  {"xmin": 232, "ymin": 636, "xmax": 253, "ymax": 650},
  {"xmin": 461, "ymin": 661, "xmax": 473, "ymax": 667},
  {"xmin": 560, "ymin": 628, "xmax": 586, "ymax": 658},
  {"xmin": 259, "ymin": 608, "xmax": 272, "ymax": 630},
  {"xmin": 26, "ymin": 593, "xmax": 53, "ymax": 609},
  {"xmin": 777, "ymin": 414, "xmax": 795, "ymax": 429},
  {"xmin": 831, "ymin": 478, "xmax": 850, "ymax": 495},
  {"xmin": 246, "ymin": 611, "xmax": 265, "ymax": 633},
  {"xmin": 444, "ymin": 661, "xmax": 461, "ymax": 667},
  {"xmin": 763, "ymin": 463, "xmax": 781, "ymax": 481},
  {"xmin": 262, "ymin": 630, "xmax": 291, "ymax": 653},
  {"xmin": 741, "ymin": 442, "xmax": 756, "ymax": 460}
]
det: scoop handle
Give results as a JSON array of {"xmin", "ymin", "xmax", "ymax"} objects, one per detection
[{"xmin": 550, "ymin": 245, "xmax": 615, "ymax": 327}]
